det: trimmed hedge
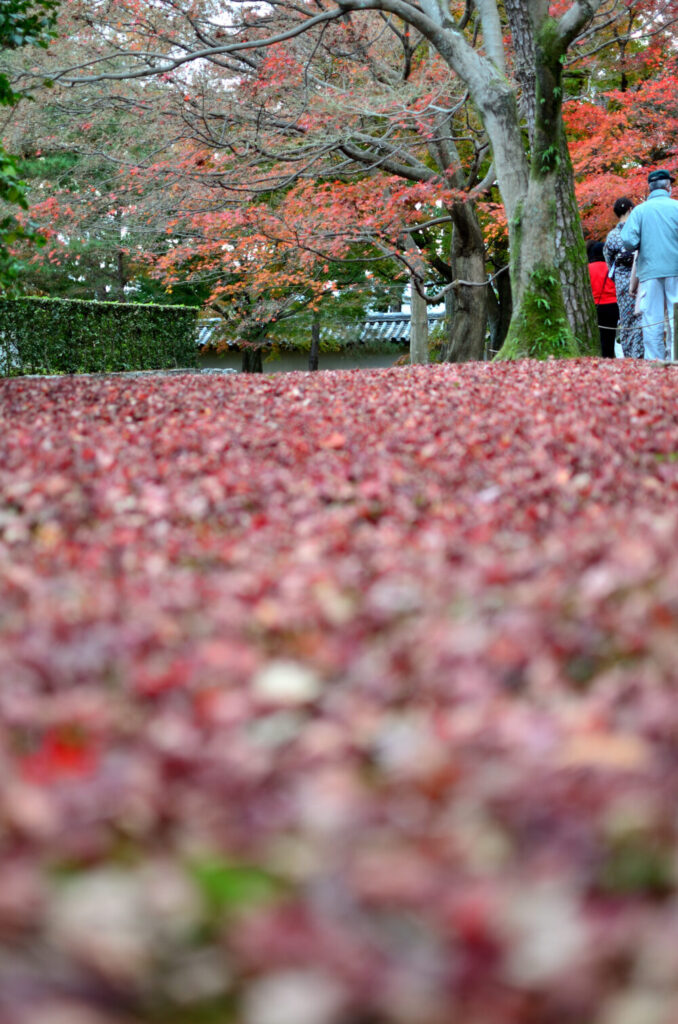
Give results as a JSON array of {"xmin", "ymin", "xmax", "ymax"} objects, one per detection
[{"xmin": 0, "ymin": 296, "xmax": 198, "ymax": 375}]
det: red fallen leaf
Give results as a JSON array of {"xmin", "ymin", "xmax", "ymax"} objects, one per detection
[
  {"xmin": 19, "ymin": 729, "xmax": 98, "ymax": 785},
  {"xmin": 133, "ymin": 656, "xmax": 195, "ymax": 697},
  {"xmin": 319, "ymin": 432, "xmax": 346, "ymax": 449},
  {"xmin": 446, "ymin": 886, "xmax": 501, "ymax": 949}
]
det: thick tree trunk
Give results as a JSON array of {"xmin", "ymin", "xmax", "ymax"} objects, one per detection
[
  {"xmin": 493, "ymin": 10, "xmax": 597, "ymax": 358},
  {"xmin": 241, "ymin": 347, "xmax": 264, "ymax": 373},
  {"xmin": 497, "ymin": 172, "xmax": 580, "ymax": 358},
  {"xmin": 410, "ymin": 279, "xmax": 429, "ymax": 364},
  {"xmin": 553, "ymin": 138, "xmax": 598, "ymax": 354},
  {"xmin": 442, "ymin": 202, "xmax": 487, "ymax": 362},
  {"xmin": 491, "ymin": 0, "xmax": 597, "ymax": 357},
  {"xmin": 423, "ymin": 120, "xmax": 487, "ymax": 363}
]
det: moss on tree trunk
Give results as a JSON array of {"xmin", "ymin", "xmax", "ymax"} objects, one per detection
[
  {"xmin": 496, "ymin": 17, "xmax": 596, "ymax": 359},
  {"xmin": 496, "ymin": 264, "xmax": 579, "ymax": 359}
]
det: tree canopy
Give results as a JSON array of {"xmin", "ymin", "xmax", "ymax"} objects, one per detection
[
  {"xmin": 0, "ymin": 0, "xmax": 59, "ymax": 286},
  {"xmin": 3, "ymin": 0, "xmax": 678, "ymax": 356}
]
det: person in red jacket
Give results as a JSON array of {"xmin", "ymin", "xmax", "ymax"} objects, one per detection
[{"xmin": 587, "ymin": 240, "xmax": 618, "ymax": 358}]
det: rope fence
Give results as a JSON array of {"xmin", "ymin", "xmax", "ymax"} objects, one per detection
[{"xmin": 605, "ymin": 304, "xmax": 677, "ymax": 360}]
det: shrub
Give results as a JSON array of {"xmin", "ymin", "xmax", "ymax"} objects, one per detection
[{"xmin": 0, "ymin": 295, "xmax": 198, "ymax": 375}]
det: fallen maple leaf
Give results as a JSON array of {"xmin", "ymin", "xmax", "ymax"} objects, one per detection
[{"xmin": 319, "ymin": 432, "xmax": 346, "ymax": 449}]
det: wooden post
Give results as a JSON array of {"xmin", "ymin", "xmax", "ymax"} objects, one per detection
[
  {"xmin": 410, "ymin": 276, "xmax": 429, "ymax": 365},
  {"xmin": 309, "ymin": 312, "xmax": 320, "ymax": 371}
]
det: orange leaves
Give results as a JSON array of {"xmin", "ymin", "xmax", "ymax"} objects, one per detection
[
  {"xmin": 567, "ymin": 41, "xmax": 678, "ymax": 238},
  {"xmin": 253, "ymin": 44, "xmax": 305, "ymax": 93},
  {"xmin": 558, "ymin": 731, "xmax": 651, "ymax": 771}
]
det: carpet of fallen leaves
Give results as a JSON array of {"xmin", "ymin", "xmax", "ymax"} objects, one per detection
[{"xmin": 2, "ymin": 359, "xmax": 678, "ymax": 1024}]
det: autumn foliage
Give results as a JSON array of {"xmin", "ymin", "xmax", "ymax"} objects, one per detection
[
  {"xmin": 8, "ymin": 0, "xmax": 678, "ymax": 356},
  {"xmin": 568, "ymin": 47, "xmax": 678, "ymax": 239},
  {"xmin": 3, "ymin": 361, "xmax": 678, "ymax": 1021}
]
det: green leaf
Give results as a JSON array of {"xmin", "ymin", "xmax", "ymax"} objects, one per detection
[{"xmin": 190, "ymin": 859, "xmax": 282, "ymax": 912}]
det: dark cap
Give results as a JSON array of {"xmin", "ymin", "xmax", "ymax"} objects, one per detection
[{"xmin": 648, "ymin": 168, "xmax": 675, "ymax": 184}]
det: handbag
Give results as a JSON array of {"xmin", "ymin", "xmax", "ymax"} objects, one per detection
[{"xmin": 629, "ymin": 252, "xmax": 639, "ymax": 296}]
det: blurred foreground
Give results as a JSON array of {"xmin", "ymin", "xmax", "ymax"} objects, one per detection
[{"xmin": 2, "ymin": 360, "xmax": 678, "ymax": 1024}]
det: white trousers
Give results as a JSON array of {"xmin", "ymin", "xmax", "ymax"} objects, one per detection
[{"xmin": 637, "ymin": 276, "xmax": 678, "ymax": 360}]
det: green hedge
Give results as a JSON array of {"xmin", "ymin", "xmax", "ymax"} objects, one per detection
[{"xmin": 0, "ymin": 296, "xmax": 198, "ymax": 375}]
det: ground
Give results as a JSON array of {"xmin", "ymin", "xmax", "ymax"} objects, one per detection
[{"xmin": 2, "ymin": 360, "xmax": 678, "ymax": 1024}]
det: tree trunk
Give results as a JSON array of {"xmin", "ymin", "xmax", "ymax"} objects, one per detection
[
  {"xmin": 410, "ymin": 278, "xmax": 429, "ymax": 364},
  {"xmin": 309, "ymin": 312, "xmax": 320, "ymax": 371},
  {"xmin": 117, "ymin": 250, "xmax": 126, "ymax": 301},
  {"xmin": 497, "ymin": 171, "xmax": 579, "ymax": 358},
  {"xmin": 241, "ymin": 347, "xmax": 264, "ymax": 373},
  {"xmin": 491, "ymin": 0, "xmax": 597, "ymax": 357},
  {"xmin": 443, "ymin": 288, "xmax": 454, "ymax": 356},
  {"xmin": 442, "ymin": 202, "xmax": 487, "ymax": 362},
  {"xmin": 553, "ymin": 137, "xmax": 598, "ymax": 354},
  {"xmin": 424, "ymin": 120, "xmax": 487, "ymax": 363},
  {"xmin": 487, "ymin": 265, "xmax": 512, "ymax": 356},
  {"xmin": 493, "ymin": 9, "xmax": 597, "ymax": 358}
]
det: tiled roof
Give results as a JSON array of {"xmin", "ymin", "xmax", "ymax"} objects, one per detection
[
  {"xmin": 197, "ymin": 311, "xmax": 446, "ymax": 349},
  {"xmin": 359, "ymin": 311, "xmax": 445, "ymax": 344}
]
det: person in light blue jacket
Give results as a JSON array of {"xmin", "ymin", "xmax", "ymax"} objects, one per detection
[{"xmin": 620, "ymin": 168, "xmax": 678, "ymax": 360}]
